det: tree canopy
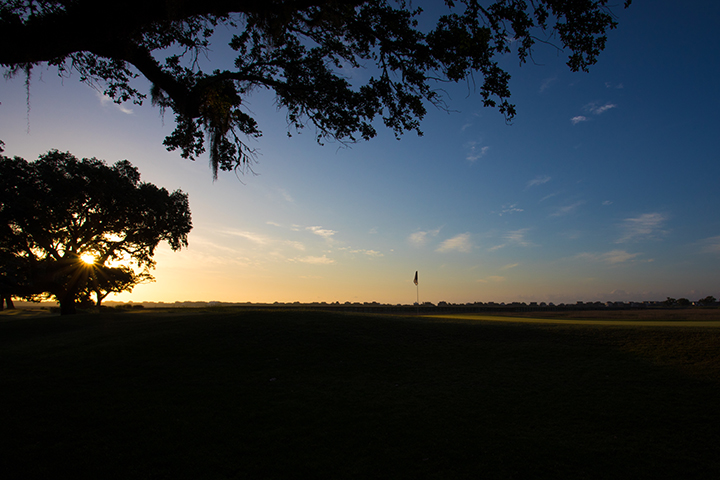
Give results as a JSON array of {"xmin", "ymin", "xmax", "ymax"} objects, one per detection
[
  {"xmin": 0, "ymin": 0, "xmax": 630, "ymax": 177},
  {"xmin": 0, "ymin": 150, "xmax": 192, "ymax": 314}
]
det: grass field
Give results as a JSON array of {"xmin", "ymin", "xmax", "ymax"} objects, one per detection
[
  {"xmin": 2, "ymin": 308, "xmax": 720, "ymax": 479},
  {"xmin": 429, "ymin": 310, "xmax": 720, "ymax": 327}
]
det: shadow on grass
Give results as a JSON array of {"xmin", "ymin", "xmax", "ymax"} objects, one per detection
[{"xmin": 1, "ymin": 309, "xmax": 719, "ymax": 479}]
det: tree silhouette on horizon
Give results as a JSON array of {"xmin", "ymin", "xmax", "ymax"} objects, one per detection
[{"xmin": 0, "ymin": 150, "xmax": 192, "ymax": 314}]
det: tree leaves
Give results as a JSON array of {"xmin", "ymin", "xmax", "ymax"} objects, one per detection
[
  {"xmin": 0, "ymin": 1, "xmax": 629, "ymax": 176},
  {"xmin": 0, "ymin": 150, "xmax": 192, "ymax": 312}
]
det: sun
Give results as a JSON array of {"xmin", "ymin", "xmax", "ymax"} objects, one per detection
[{"xmin": 80, "ymin": 253, "xmax": 96, "ymax": 265}]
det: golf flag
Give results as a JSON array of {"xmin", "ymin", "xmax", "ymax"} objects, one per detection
[{"xmin": 413, "ymin": 271, "xmax": 418, "ymax": 285}]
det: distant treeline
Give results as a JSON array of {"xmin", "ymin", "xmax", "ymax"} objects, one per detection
[
  {"xmin": 95, "ymin": 298, "xmax": 719, "ymax": 314},
  {"xmin": 8, "ymin": 297, "xmax": 717, "ymax": 314}
]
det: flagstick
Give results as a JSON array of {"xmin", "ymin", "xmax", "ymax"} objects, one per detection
[{"xmin": 413, "ymin": 270, "xmax": 419, "ymax": 315}]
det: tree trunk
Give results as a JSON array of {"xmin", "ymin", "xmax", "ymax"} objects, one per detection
[
  {"xmin": 95, "ymin": 290, "xmax": 104, "ymax": 309},
  {"xmin": 4, "ymin": 294, "xmax": 14, "ymax": 309},
  {"xmin": 59, "ymin": 297, "xmax": 77, "ymax": 315},
  {"xmin": 57, "ymin": 287, "xmax": 78, "ymax": 315},
  {"xmin": 54, "ymin": 269, "xmax": 81, "ymax": 315}
]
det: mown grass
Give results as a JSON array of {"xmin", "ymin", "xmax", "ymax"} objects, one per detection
[
  {"xmin": 480, "ymin": 308, "xmax": 720, "ymax": 322},
  {"xmin": 1, "ymin": 308, "xmax": 719, "ymax": 479}
]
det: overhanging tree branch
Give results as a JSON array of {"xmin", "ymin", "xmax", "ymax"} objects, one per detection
[{"xmin": 1, "ymin": 0, "xmax": 630, "ymax": 177}]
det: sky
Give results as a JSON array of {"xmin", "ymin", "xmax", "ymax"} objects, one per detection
[{"xmin": 1, "ymin": 1, "xmax": 719, "ymax": 305}]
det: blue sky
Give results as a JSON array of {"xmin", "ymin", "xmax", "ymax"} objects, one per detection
[{"xmin": 1, "ymin": 1, "xmax": 719, "ymax": 304}]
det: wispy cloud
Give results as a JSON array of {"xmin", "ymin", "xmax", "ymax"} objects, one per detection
[
  {"xmin": 576, "ymin": 249, "xmax": 640, "ymax": 264},
  {"xmin": 540, "ymin": 76, "xmax": 557, "ymax": 93},
  {"xmin": 550, "ymin": 201, "xmax": 584, "ymax": 217},
  {"xmin": 572, "ymin": 102, "xmax": 617, "ymax": 125},
  {"xmin": 161, "ymin": 245, "xmax": 256, "ymax": 269},
  {"xmin": 266, "ymin": 221, "xmax": 282, "ymax": 227},
  {"xmin": 285, "ymin": 240, "xmax": 305, "ymax": 251},
  {"xmin": 477, "ymin": 276, "xmax": 506, "ymax": 283},
  {"xmin": 489, "ymin": 229, "xmax": 533, "ymax": 251},
  {"xmin": 560, "ymin": 230, "xmax": 583, "ymax": 241},
  {"xmin": 465, "ymin": 141, "xmax": 489, "ymax": 162},
  {"xmin": 279, "ymin": 189, "xmax": 295, "ymax": 203},
  {"xmin": 409, "ymin": 228, "xmax": 441, "ymax": 246},
  {"xmin": 97, "ymin": 92, "xmax": 134, "ymax": 114},
  {"xmin": 306, "ymin": 226, "xmax": 337, "ymax": 239},
  {"xmin": 602, "ymin": 200, "xmax": 613, "ymax": 206},
  {"xmin": 595, "ymin": 104, "xmax": 616, "ymax": 114},
  {"xmin": 501, "ymin": 263, "xmax": 519, "ymax": 270},
  {"xmin": 336, "ymin": 245, "xmax": 384, "ymax": 257},
  {"xmin": 527, "ymin": 175, "xmax": 551, "ymax": 188},
  {"xmin": 616, "ymin": 213, "xmax": 667, "ymax": 243},
  {"xmin": 585, "ymin": 102, "xmax": 617, "ymax": 115},
  {"xmin": 223, "ymin": 229, "xmax": 271, "ymax": 245},
  {"xmin": 505, "ymin": 229, "xmax": 532, "ymax": 247},
  {"xmin": 436, "ymin": 233, "xmax": 473, "ymax": 253},
  {"xmin": 602, "ymin": 250, "xmax": 639, "ymax": 264},
  {"xmin": 294, "ymin": 255, "xmax": 335, "ymax": 265},
  {"xmin": 540, "ymin": 192, "xmax": 560, "ymax": 202},
  {"xmin": 350, "ymin": 249, "xmax": 383, "ymax": 257},
  {"xmin": 697, "ymin": 235, "xmax": 720, "ymax": 254},
  {"xmin": 498, "ymin": 203, "xmax": 523, "ymax": 216},
  {"xmin": 188, "ymin": 236, "xmax": 247, "ymax": 255},
  {"xmin": 605, "ymin": 82, "xmax": 624, "ymax": 89}
]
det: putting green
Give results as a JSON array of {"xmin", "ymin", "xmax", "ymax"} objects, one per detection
[{"xmin": 426, "ymin": 313, "xmax": 720, "ymax": 327}]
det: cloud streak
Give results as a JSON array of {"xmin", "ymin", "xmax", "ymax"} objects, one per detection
[
  {"xmin": 351, "ymin": 249, "xmax": 383, "ymax": 257},
  {"xmin": 294, "ymin": 255, "xmax": 335, "ymax": 265},
  {"xmin": 586, "ymin": 102, "xmax": 617, "ymax": 115},
  {"xmin": 505, "ymin": 229, "xmax": 532, "ymax": 247},
  {"xmin": 527, "ymin": 175, "xmax": 551, "ymax": 188},
  {"xmin": 576, "ymin": 250, "xmax": 640, "ymax": 264},
  {"xmin": 571, "ymin": 102, "xmax": 617, "ymax": 125},
  {"xmin": 540, "ymin": 76, "xmax": 556, "ymax": 93},
  {"xmin": 279, "ymin": 189, "xmax": 295, "ymax": 203},
  {"xmin": 223, "ymin": 229, "xmax": 272, "ymax": 245},
  {"xmin": 489, "ymin": 229, "xmax": 533, "ymax": 251},
  {"xmin": 285, "ymin": 240, "xmax": 306, "ymax": 251},
  {"xmin": 616, "ymin": 213, "xmax": 667, "ymax": 243},
  {"xmin": 498, "ymin": 203, "xmax": 523, "ymax": 216},
  {"xmin": 307, "ymin": 226, "xmax": 337, "ymax": 239},
  {"xmin": 436, "ymin": 233, "xmax": 473, "ymax": 253},
  {"xmin": 465, "ymin": 141, "xmax": 489, "ymax": 162},
  {"xmin": 550, "ymin": 201, "xmax": 584, "ymax": 217},
  {"xmin": 409, "ymin": 228, "xmax": 441, "ymax": 246},
  {"xmin": 477, "ymin": 276, "xmax": 506, "ymax": 283},
  {"xmin": 698, "ymin": 235, "xmax": 720, "ymax": 254},
  {"xmin": 97, "ymin": 92, "xmax": 134, "ymax": 114}
]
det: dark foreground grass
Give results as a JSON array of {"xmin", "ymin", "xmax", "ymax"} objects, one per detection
[{"xmin": 1, "ymin": 309, "xmax": 719, "ymax": 479}]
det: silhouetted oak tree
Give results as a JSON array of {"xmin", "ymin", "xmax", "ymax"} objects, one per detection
[
  {"xmin": 698, "ymin": 296, "xmax": 717, "ymax": 306},
  {"xmin": 0, "ymin": 150, "xmax": 192, "ymax": 314},
  {"xmin": 82, "ymin": 264, "xmax": 155, "ymax": 309},
  {"xmin": 0, "ymin": 0, "xmax": 630, "ymax": 177}
]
